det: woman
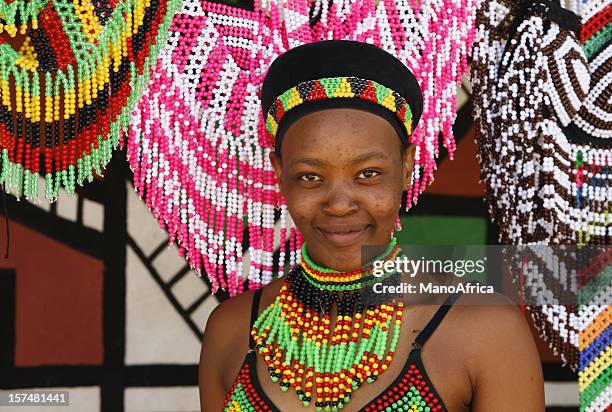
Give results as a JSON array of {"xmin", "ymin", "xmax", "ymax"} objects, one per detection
[{"xmin": 199, "ymin": 40, "xmax": 545, "ymax": 411}]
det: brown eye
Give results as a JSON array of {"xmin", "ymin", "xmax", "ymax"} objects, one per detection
[
  {"xmin": 357, "ymin": 169, "xmax": 381, "ymax": 179},
  {"xmin": 299, "ymin": 173, "xmax": 322, "ymax": 182}
]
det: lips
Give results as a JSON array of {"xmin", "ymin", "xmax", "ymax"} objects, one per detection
[{"xmin": 317, "ymin": 224, "xmax": 370, "ymax": 246}]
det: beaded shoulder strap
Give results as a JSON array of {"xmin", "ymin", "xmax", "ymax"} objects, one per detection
[
  {"xmin": 248, "ymin": 288, "xmax": 264, "ymax": 350},
  {"xmin": 413, "ymin": 292, "xmax": 463, "ymax": 350}
]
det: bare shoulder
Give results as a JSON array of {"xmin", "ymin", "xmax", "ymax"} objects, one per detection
[
  {"xmin": 204, "ymin": 277, "xmax": 285, "ymax": 341},
  {"xmin": 203, "ymin": 288, "xmax": 255, "ymax": 351},
  {"xmin": 200, "ymin": 277, "xmax": 285, "ymax": 403},
  {"xmin": 201, "ymin": 278, "xmax": 285, "ymax": 373},
  {"xmin": 451, "ymin": 293, "xmax": 538, "ymax": 357},
  {"xmin": 206, "ymin": 287, "xmax": 256, "ymax": 331},
  {"xmin": 199, "ymin": 287, "xmax": 256, "ymax": 410},
  {"xmin": 454, "ymin": 292, "xmax": 530, "ymax": 323},
  {"xmin": 449, "ymin": 293, "xmax": 544, "ymax": 409}
]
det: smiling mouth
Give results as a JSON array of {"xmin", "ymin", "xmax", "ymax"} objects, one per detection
[{"xmin": 317, "ymin": 225, "xmax": 370, "ymax": 246}]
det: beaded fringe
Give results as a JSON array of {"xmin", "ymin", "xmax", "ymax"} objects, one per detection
[
  {"xmin": 471, "ymin": 1, "xmax": 611, "ymax": 409},
  {"xmin": 0, "ymin": 0, "xmax": 182, "ymax": 201},
  {"xmin": 127, "ymin": 0, "xmax": 479, "ymax": 296}
]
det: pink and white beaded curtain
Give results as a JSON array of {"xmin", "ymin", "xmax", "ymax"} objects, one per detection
[{"xmin": 127, "ymin": 0, "xmax": 479, "ymax": 296}]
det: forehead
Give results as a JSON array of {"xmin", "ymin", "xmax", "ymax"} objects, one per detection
[{"xmin": 280, "ymin": 108, "xmax": 401, "ymax": 158}]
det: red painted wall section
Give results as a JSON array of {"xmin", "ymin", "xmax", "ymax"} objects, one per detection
[{"xmin": 0, "ymin": 220, "xmax": 103, "ymax": 366}]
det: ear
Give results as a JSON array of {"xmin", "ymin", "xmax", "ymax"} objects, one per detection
[
  {"xmin": 269, "ymin": 150, "xmax": 284, "ymax": 193},
  {"xmin": 402, "ymin": 144, "xmax": 416, "ymax": 190}
]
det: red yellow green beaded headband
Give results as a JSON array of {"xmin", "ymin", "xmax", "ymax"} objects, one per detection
[{"xmin": 264, "ymin": 76, "xmax": 414, "ymax": 140}]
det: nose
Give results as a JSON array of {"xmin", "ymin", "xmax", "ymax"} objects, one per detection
[{"xmin": 322, "ymin": 185, "xmax": 358, "ymax": 216}]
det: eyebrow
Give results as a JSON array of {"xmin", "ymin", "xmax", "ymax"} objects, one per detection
[
  {"xmin": 290, "ymin": 157, "xmax": 326, "ymax": 167},
  {"xmin": 351, "ymin": 151, "xmax": 390, "ymax": 164},
  {"xmin": 290, "ymin": 151, "xmax": 390, "ymax": 167}
]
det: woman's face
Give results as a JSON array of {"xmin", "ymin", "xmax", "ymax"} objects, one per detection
[{"xmin": 269, "ymin": 108, "xmax": 415, "ymax": 271}]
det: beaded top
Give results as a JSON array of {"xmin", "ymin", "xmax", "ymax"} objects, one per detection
[{"xmin": 223, "ymin": 289, "xmax": 463, "ymax": 412}]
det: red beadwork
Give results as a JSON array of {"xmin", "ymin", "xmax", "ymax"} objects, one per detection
[{"xmin": 224, "ymin": 354, "xmax": 447, "ymax": 411}]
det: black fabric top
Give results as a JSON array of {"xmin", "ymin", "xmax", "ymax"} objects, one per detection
[{"xmin": 261, "ymin": 40, "xmax": 423, "ymax": 150}]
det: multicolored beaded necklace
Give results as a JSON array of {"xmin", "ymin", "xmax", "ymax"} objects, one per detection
[{"xmin": 250, "ymin": 237, "xmax": 405, "ymax": 411}]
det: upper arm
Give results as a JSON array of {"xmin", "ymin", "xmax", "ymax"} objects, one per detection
[
  {"xmin": 470, "ymin": 305, "xmax": 545, "ymax": 412},
  {"xmin": 198, "ymin": 291, "xmax": 254, "ymax": 412},
  {"xmin": 199, "ymin": 304, "xmax": 229, "ymax": 412}
]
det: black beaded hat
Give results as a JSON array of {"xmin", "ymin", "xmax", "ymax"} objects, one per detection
[{"xmin": 261, "ymin": 40, "xmax": 423, "ymax": 151}]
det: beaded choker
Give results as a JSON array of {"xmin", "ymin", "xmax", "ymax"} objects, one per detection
[
  {"xmin": 251, "ymin": 237, "xmax": 405, "ymax": 411},
  {"xmin": 300, "ymin": 237, "xmax": 402, "ymax": 291}
]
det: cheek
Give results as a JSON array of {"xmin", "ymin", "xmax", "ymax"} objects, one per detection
[
  {"xmin": 283, "ymin": 187, "xmax": 318, "ymax": 225},
  {"xmin": 369, "ymin": 194, "xmax": 400, "ymax": 219},
  {"xmin": 367, "ymin": 178, "xmax": 404, "ymax": 217}
]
